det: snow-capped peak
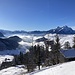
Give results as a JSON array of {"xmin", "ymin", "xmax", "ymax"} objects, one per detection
[
  {"xmin": 52, "ymin": 25, "xmax": 74, "ymax": 34},
  {"xmin": 56, "ymin": 25, "xmax": 72, "ymax": 30}
]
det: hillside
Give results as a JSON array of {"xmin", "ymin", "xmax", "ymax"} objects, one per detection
[
  {"xmin": 0, "ymin": 60, "xmax": 75, "ymax": 75},
  {"xmin": 30, "ymin": 61, "xmax": 75, "ymax": 75},
  {"xmin": 0, "ymin": 65, "xmax": 27, "ymax": 75},
  {"xmin": 0, "ymin": 36, "xmax": 22, "ymax": 50}
]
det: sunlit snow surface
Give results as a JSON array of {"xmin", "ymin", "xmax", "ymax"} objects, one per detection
[
  {"xmin": 0, "ymin": 61, "xmax": 75, "ymax": 75},
  {"xmin": 29, "ymin": 61, "xmax": 75, "ymax": 75},
  {"xmin": 0, "ymin": 66, "xmax": 27, "ymax": 75},
  {"xmin": 0, "ymin": 55, "xmax": 14, "ymax": 66}
]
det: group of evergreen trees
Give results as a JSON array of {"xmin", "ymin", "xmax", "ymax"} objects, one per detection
[
  {"xmin": 23, "ymin": 34, "xmax": 61, "ymax": 72},
  {"xmin": 25, "ymin": 45, "xmax": 45, "ymax": 72},
  {"xmin": 64, "ymin": 36, "xmax": 75, "ymax": 49},
  {"xmin": 15, "ymin": 34, "xmax": 75, "ymax": 72}
]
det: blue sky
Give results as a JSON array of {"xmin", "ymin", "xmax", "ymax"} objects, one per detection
[{"xmin": 0, "ymin": 0, "xmax": 75, "ymax": 31}]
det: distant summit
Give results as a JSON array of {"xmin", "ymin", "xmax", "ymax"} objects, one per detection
[{"xmin": 47, "ymin": 25, "xmax": 75, "ymax": 34}]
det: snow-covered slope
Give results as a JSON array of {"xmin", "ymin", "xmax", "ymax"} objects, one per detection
[
  {"xmin": 0, "ymin": 65, "xmax": 27, "ymax": 75},
  {"xmin": 1, "ymin": 59, "xmax": 75, "ymax": 75},
  {"xmin": 0, "ymin": 55, "xmax": 14, "ymax": 66},
  {"xmin": 30, "ymin": 61, "xmax": 75, "ymax": 75}
]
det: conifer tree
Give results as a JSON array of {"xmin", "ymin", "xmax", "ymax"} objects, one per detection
[
  {"xmin": 64, "ymin": 41, "xmax": 71, "ymax": 49},
  {"xmin": 72, "ymin": 36, "xmax": 75, "ymax": 49},
  {"xmin": 36, "ymin": 45, "xmax": 41, "ymax": 70},
  {"xmin": 19, "ymin": 52, "xmax": 24, "ymax": 64},
  {"xmin": 54, "ymin": 34, "xmax": 61, "ymax": 64}
]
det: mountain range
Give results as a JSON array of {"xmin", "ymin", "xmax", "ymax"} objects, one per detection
[{"xmin": 0, "ymin": 25, "xmax": 75, "ymax": 35}]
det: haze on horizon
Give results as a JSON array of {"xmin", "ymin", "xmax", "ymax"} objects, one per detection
[{"xmin": 0, "ymin": 0, "xmax": 75, "ymax": 31}]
